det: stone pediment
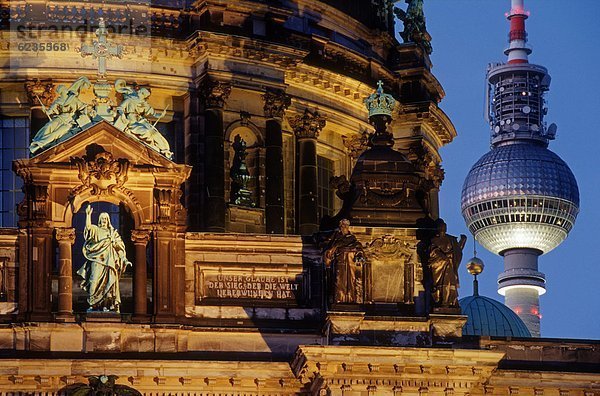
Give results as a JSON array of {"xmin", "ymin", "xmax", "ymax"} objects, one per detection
[{"xmin": 29, "ymin": 121, "xmax": 174, "ymax": 168}]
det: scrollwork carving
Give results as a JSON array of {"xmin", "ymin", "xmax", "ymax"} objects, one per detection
[
  {"xmin": 131, "ymin": 229, "xmax": 151, "ymax": 245},
  {"xmin": 70, "ymin": 147, "xmax": 130, "ymax": 198},
  {"xmin": 342, "ymin": 129, "xmax": 370, "ymax": 159},
  {"xmin": 55, "ymin": 227, "xmax": 76, "ymax": 244}
]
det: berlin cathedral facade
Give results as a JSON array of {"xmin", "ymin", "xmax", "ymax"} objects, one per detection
[{"xmin": 0, "ymin": 0, "xmax": 597, "ymax": 394}]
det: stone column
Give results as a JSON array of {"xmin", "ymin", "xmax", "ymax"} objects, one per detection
[
  {"xmin": 262, "ymin": 89, "xmax": 291, "ymax": 234},
  {"xmin": 55, "ymin": 227, "xmax": 75, "ymax": 321},
  {"xmin": 131, "ymin": 229, "xmax": 151, "ymax": 320},
  {"xmin": 290, "ymin": 109, "xmax": 326, "ymax": 235},
  {"xmin": 201, "ymin": 79, "xmax": 231, "ymax": 232}
]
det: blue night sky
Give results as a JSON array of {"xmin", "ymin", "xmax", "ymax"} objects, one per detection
[{"xmin": 420, "ymin": 0, "xmax": 600, "ymax": 339}]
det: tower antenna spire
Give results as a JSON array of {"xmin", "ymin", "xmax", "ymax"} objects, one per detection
[{"xmin": 505, "ymin": 0, "xmax": 532, "ymax": 64}]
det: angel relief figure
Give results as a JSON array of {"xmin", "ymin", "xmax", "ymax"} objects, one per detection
[
  {"xmin": 114, "ymin": 79, "xmax": 174, "ymax": 159},
  {"xmin": 30, "ymin": 77, "xmax": 93, "ymax": 155}
]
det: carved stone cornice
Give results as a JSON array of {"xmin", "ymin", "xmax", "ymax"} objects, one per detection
[
  {"xmin": 200, "ymin": 79, "xmax": 232, "ymax": 109},
  {"xmin": 55, "ymin": 227, "xmax": 76, "ymax": 244},
  {"xmin": 131, "ymin": 229, "xmax": 151, "ymax": 245},
  {"xmin": 262, "ymin": 89, "xmax": 291, "ymax": 119},
  {"xmin": 290, "ymin": 109, "xmax": 326, "ymax": 139},
  {"xmin": 25, "ymin": 79, "xmax": 55, "ymax": 107}
]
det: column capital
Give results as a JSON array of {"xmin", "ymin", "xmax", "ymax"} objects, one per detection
[
  {"xmin": 55, "ymin": 227, "xmax": 75, "ymax": 244},
  {"xmin": 201, "ymin": 79, "xmax": 232, "ymax": 109},
  {"xmin": 262, "ymin": 88, "xmax": 291, "ymax": 119},
  {"xmin": 25, "ymin": 79, "xmax": 56, "ymax": 107},
  {"xmin": 290, "ymin": 109, "xmax": 326, "ymax": 139},
  {"xmin": 131, "ymin": 229, "xmax": 151, "ymax": 245}
]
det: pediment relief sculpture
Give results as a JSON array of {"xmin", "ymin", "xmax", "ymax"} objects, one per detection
[
  {"xmin": 28, "ymin": 18, "xmax": 173, "ymax": 160},
  {"xmin": 70, "ymin": 145, "xmax": 130, "ymax": 198}
]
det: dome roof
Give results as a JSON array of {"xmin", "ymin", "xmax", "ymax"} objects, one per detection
[
  {"xmin": 459, "ymin": 295, "xmax": 532, "ymax": 337},
  {"xmin": 461, "ymin": 142, "xmax": 579, "ymax": 209}
]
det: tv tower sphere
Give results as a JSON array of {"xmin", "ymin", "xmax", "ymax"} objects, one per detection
[{"xmin": 461, "ymin": 0, "xmax": 579, "ymax": 337}]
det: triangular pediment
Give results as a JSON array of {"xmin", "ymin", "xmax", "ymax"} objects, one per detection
[{"xmin": 28, "ymin": 121, "xmax": 174, "ymax": 167}]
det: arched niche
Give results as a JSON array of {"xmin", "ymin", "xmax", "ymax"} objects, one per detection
[
  {"xmin": 224, "ymin": 121, "xmax": 265, "ymax": 232},
  {"xmin": 13, "ymin": 121, "xmax": 190, "ymax": 322}
]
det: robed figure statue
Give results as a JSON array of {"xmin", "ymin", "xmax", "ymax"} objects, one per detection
[
  {"xmin": 428, "ymin": 219, "xmax": 467, "ymax": 308},
  {"xmin": 77, "ymin": 204, "xmax": 132, "ymax": 312},
  {"xmin": 323, "ymin": 219, "xmax": 366, "ymax": 305}
]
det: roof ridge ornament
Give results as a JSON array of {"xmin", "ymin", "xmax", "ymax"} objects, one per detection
[
  {"xmin": 79, "ymin": 18, "xmax": 124, "ymax": 79},
  {"xmin": 364, "ymin": 81, "xmax": 396, "ymax": 146},
  {"xmin": 364, "ymin": 81, "xmax": 396, "ymax": 118}
]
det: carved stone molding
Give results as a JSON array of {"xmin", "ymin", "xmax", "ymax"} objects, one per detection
[
  {"xmin": 17, "ymin": 183, "xmax": 49, "ymax": 222},
  {"xmin": 70, "ymin": 147, "xmax": 130, "ymax": 198},
  {"xmin": 201, "ymin": 79, "xmax": 232, "ymax": 109},
  {"xmin": 155, "ymin": 188, "xmax": 173, "ymax": 223},
  {"xmin": 55, "ymin": 227, "xmax": 76, "ymax": 244},
  {"xmin": 25, "ymin": 79, "xmax": 56, "ymax": 107},
  {"xmin": 365, "ymin": 235, "xmax": 415, "ymax": 259},
  {"xmin": 131, "ymin": 229, "xmax": 151, "ymax": 245},
  {"xmin": 290, "ymin": 109, "xmax": 326, "ymax": 139},
  {"xmin": 342, "ymin": 129, "xmax": 370, "ymax": 159},
  {"xmin": 262, "ymin": 88, "xmax": 291, "ymax": 119}
]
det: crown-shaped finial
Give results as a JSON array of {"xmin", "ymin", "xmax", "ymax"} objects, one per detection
[{"xmin": 364, "ymin": 81, "xmax": 396, "ymax": 118}]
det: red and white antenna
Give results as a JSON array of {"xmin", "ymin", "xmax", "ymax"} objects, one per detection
[{"xmin": 505, "ymin": 0, "xmax": 532, "ymax": 64}]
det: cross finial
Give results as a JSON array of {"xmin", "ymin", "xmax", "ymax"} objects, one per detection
[{"xmin": 79, "ymin": 18, "xmax": 123, "ymax": 78}]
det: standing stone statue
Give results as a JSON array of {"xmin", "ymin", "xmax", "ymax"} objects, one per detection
[
  {"xmin": 77, "ymin": 204, "xmax": 132, "ymax": 312},
  {"xmin": 30, "ymin": 77, "xmax": 93, "ymax": 155},
  {"xmin": 323, "ymin": 219, "xmax": 366, "ymax": 304},
  {"xmin": 428, "ymin": 219, "xmax": 466, "ymax": 308}
]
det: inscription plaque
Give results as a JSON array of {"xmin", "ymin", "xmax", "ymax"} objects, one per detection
[{"xmin": 196, "ymin": 267, "xmax": 307, "ymax": 305}]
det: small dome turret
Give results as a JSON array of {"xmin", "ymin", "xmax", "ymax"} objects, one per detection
[{"xmin": 459, "ymin": 260, "xmax": 531, "ymax": 337}]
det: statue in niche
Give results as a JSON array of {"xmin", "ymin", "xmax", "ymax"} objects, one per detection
[
  {"xmin": 230, "ymin": 134, "xmax": 254, "ymax": 207},
  {"xmin": 428, "ymin": 218, "xmax": 466, "ymax": 308},
  {"xmin": 323, "ymin": 219, "xmax": 366, "ymax": 304},
  {"xmin": 114, "ymin": 79, "xmax": 173, "ymax": 159},
  {"xmin": 77, "ymin": 204, "xmax": 131, "ymax": 312},
  {"xmin": 394, "ymin": 0, "xmax": 432, "ymax": 54},
  {"xmin": 30, "ymin": 77, "xmax": 93, "ymax": 155}
]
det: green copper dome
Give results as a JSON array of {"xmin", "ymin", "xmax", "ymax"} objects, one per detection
[{"xmin": 459, "ymin": 295, "xmax": 532, "ymax": 337}]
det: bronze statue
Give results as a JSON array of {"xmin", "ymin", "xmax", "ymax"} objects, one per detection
[
  {"xmin": 394, "ymin": 0, "xmax": 433, "ymax": 55},
  {"xmin": 323, "ymin": 219, "xmax": 366, "ymax": 304},
  {"xmin": 428, "ymin": 219, "xmax": 466, "ymax": 307},
  {"xmin": 230, "ymin": 134, "xmax": 254, "ymax": 207}
]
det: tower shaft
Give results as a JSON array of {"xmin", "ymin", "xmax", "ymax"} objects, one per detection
[
  {"xmin": 498, "ymin": 248, "xmax": 545, "ymax": 337},
  {"xmin": 462, "ymin": 0, "xmax": 579, "ymax": 338}
]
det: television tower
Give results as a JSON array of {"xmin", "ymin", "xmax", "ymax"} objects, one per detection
[{"xmin": 461, "ymin": 0, "xmax": 579, "ymax": 337}]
